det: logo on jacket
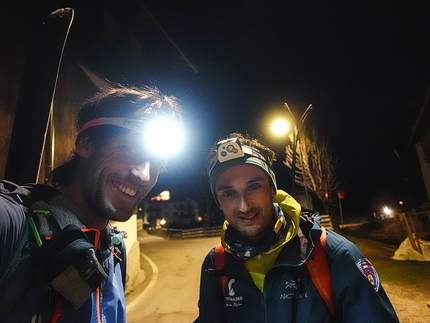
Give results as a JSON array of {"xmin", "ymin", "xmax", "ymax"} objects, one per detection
[
  {"xmin": 355, "ymin": 258, "xmax": 380, "ymax": 292},
  {"xmin": 228, "ymin": 278, "xmax": 235, "ymax": 296},
  {"xmin": 285, "ymin": 279, "xmax": 297, "ymax": 289},
  {"xmin": 224, "ymin": 278, "xmax": 243, "ymax": 308},
  {"xmin": 280, "ymin": 279, "xmax": 308, "ymax": 300}
]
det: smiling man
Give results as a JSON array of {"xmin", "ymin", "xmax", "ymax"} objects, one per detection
[
  {"xmin": 0, "ymin": 85, "xmax": 182, "ymax": 322},
  {"xmin": 197, "ymin": 133, "xmax": 399, "ymax": 323}
]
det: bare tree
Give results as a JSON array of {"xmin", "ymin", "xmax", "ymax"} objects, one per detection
[{"xmin": 284, "ymin": 125, "xmax": 342, "ymax": 230}]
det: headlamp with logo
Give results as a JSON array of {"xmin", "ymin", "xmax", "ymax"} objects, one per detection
[
  {"xmin": 208, "ymin": 138, "xmax": 277, "ymax": 201},
  {"xmin": 78, "ymin": 117, "xmax": 184, "ymax": 157}
]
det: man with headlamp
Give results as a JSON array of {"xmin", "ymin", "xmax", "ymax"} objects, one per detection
[
  {"xmin": 197, "ymin": 133, "xmax": 399, "ymax": 322},
  {"xmin": 0, "ymin": 85, "xmax": 183, "ymax": 322}
]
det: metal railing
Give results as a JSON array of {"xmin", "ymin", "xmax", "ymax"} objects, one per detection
[
  {"xmin": 161, "ymin": 226, "xmax": 222, "ymax": 239},
  {"xmin": 319, "ymin": 214, "xmax": 333, "ymax": 230}
]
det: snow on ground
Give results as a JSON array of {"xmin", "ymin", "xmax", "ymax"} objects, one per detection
[{"xmin": 393, "ymin": 238, "xmax": 430, "ymax": 261}]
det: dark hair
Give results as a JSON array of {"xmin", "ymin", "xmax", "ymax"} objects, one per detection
[
  {"xmin": 205, "ymin": 132, "xmax": 276, "ymax": 178},
  {"xmin": 49, "ymin": 85, "xmax": 182, "ymax": 187}
]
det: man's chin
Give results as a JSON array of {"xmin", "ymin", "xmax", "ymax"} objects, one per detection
[
  {"xmin": 98, "ymin": 202, "xmax": 135, "ymax": 222},
  {"xmin": 110, "ymin": 210, "xmax": 134, "ymax": 222},
  {"xmin": 106, "ymin": 195, "xmax": 141, "ymax": 220}
]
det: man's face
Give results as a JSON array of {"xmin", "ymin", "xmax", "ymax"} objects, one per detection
[
  {"xmin": 79, "ymin": 133, "xmax": 162, "ymax": 222},
  {"xmin": 215, "ymin": 164, "xmax": 276, "ymax": 243}
]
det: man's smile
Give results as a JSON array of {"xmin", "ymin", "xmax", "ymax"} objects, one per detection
[
  {"xmin": 112, "ymin": 180, "xmax": 138, "ymax": 197},
  {"xmin": 238, "ymin": 213, "xmax": 258, "ymax": 222}
]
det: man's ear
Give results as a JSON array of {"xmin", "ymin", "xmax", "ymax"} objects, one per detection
[
  {"xmin": 271, "ymin": 187, "xmax": 277, "ymax": 199},
  {"xmin": 75, "ymin": 138, "xmax": 92, "ymax": 158}
]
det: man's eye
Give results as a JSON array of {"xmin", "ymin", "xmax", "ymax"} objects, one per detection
[
  {"xmin": 221, "ymin": 190, "xmax": 236, "ymax": 198},
  {"xmin": 249, "ymin": 183, "xmax": 260, "ymax": 191},
  {"xmin": 122, "ymin": 146, "xmax": 139, "ymax": 156}
]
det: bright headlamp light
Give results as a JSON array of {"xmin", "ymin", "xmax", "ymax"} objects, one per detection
[
  {"xmin": 144, "ymin": 117, "xmax": 184, "ymax": 156},
  {"xmin": 78, "ymin": 117, "xmax": 183, "ymax": 157}
]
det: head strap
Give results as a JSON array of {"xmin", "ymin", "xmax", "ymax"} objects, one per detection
[{"xmin": 78, "ymin": 117, "xmax": 147, "ymax": 135}]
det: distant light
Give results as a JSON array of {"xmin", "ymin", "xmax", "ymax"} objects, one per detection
[
  {"xmin": 383, "ymin": 206, "xmax": 392, "ymax": 215},
  {"xmin": 399, "ymin": 201, "xmax": 404, "ymax": 205},
  {"xmin": 271, "ymin": 118, "xmax": 290, "ymax": 136},
  {"xmin": 150, "ymin": 190, "xmax": 170, "ymax": 201},
  {"xmin": 160, "ymin": 218, "xmax": 167, "ymax": 226},
  {"xmin": 197, "ymin": 216, "xmax": 203, "ymax": 222},
  {"xmin": 145, "ymin": 118, "xmax": 184, "ymax": 156},
  {"xmin": 159, "ymin": 190, "xmax": 170, "ymax": 201}
]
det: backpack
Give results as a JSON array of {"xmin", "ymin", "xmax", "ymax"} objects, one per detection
[
  {"xmin": 0, "ymin": 182, "xmax": 59, "ymax": 320},
  {"xmin": 0, "ymin": 182, "xmax": 111, "ymax": 321},
  {"xmin": 214, "ymin": 226, "xmax": 335, "ymax": 316}
]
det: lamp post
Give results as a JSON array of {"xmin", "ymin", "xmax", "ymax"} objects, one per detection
[{"xmin": 282, "ymin": 103, "xmax": 313, "ymax": 204}]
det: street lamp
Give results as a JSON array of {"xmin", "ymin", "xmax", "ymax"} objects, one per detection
[
  {"xmin": 271, "ymin": 118, "xmax": 291, "ymax": 136},
  {"xmin": 275, "ymin": 103, "xmax": 313, "ymax": 205}
]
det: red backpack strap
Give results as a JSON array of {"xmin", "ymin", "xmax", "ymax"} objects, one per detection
[
  {"xmin": 214, "ymin": 243, "xmax": 227, "ymax": 295},
  {"xmin": 305, "ymin": 226, "xmax": 335, "ymax": 316}
]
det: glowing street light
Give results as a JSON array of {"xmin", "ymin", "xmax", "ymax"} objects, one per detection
[
  {"xmin": 383, "ymin": 206, "xmax": 392, "ymax": 216},
  {"xmin": 270, "ymin": 103, "xmax": 313, "ymax": 206},
  {"xmin": 271, "ymin": 118, "xmax": 291, "ymax": 137}
]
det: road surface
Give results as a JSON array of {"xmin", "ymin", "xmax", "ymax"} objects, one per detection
[
  {"xmin": 126, "ymin": 232, "xmax": 219, "ymax": 323},
  {"xmin": 126, "ymin": 230, "xmax": 430, "ymax": 323}
]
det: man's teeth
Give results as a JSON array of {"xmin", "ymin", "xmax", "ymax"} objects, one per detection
[{"xmin": 114, "ymin": 182, "xmax": 137, "ymax": 197}]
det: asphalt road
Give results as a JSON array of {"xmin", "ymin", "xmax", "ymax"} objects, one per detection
[
  {"xmin": 126, "ymin": 232, "xmax": 219, "ymax": 323},
  {"xmin": 126, "ymin": 230, "xmax": 430, "ymax": 323}
]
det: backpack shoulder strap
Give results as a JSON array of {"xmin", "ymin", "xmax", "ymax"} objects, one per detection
[
  {"xmin": 214, "ymin": 243, "xmax": 227, "ymax": 295},
  {"xmin": 305, "ymin": 226, "xmax": 335, "ymax": 316}
]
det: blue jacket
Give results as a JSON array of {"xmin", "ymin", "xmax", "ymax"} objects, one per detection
[
  {"xmin": 0, "ymin": 181, "xmax": 126, "ymax": 323},
  {"xmin": 198, "ymin": 206, "xmax": 399, "ymax": 322}
]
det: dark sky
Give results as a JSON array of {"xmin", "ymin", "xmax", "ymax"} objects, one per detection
[
  {"xmin": 137, "ymin": 1, "xmax": 430, "ymax": 216},
  {"xmin": 4, "ymin": 0, "xmax": 430, "ymax": 217}
]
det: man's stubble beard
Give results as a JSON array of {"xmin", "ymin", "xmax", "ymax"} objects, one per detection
[{"xmin": 79, "ymin": 158, "xmax": 118, "ymax": 221}]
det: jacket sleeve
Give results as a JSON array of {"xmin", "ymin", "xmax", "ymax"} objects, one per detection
[
  {"xmin": 326, "ymin": 230, "xmax": 400, "ymax": 322},
  {"xmin": 197, "ymin": 248, "xmax": 227, "ymax": 323},
  {"xmin": 0, "ymin": 197, "xmax": 27, "ymax": 273}
]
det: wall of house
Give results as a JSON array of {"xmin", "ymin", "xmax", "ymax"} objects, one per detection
[
  {"xmin": 143, "ymin": 198, "xmax": 200, "ymax": 228},
  {"xmin": 110, "ymin": 214, "xmax": 144, "ymax": 295}
]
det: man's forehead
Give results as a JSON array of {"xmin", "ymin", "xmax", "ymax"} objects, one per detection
[
  {"xmin": 215, "ymin": 164, "xmax": 269, "ymax": 186},
  {"xmin": 105, "ymin": 133, "xmax": 152, "ymax": 152},
  {"xmin": 108, "ymin": 132, "xmax": 143, "ymax": 144}
]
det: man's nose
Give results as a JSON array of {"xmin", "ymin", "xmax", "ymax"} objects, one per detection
[
  {"xmin": 238, "ymin": 194, "xmax": 252, "ymax": 213},
  {"xmin": 130, "ymin": 161, "xmax": 151, "ymax": 183}
]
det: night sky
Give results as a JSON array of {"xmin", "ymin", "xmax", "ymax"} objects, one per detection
[
  {"xmin": 4, "ymin": 1, "xmax": 430, "ymax": 217},
  {"xmin": 139, "ymin": 1, "xmax": 430, "ymax": 216}
]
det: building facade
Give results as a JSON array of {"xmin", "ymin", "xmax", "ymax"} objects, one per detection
[{"xmin": 142, "ymin": 198, "xmax": 200, "ymax": 229}]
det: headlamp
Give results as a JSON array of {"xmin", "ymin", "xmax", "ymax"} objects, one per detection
[
  {"xmin": 78, "ymin": 117, "xmax": 183, "ymax": 157},
  {"xmin": 208, "ymin": 138, "xmax": 268, "ymax": 177},
  {"xmin": 144, "ymin": 117, "xmax": 184, "ymax": 156}
]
